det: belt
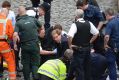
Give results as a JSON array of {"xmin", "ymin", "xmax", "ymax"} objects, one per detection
[
  {"xmin": 71, "ymin": 45, "xmax": 90, "ymax": 51},
  {"xmin": 0, "ymin": 39, "xmax": 7, "ymax": 42}
]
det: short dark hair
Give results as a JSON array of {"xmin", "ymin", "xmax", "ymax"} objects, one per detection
[
  {"xmin": 105, "ymin": 8, "xmax": 114, "ymax": 16},
  {"xmin": 76, "ymin": 0, "xmax": 87, "ymax": 7},
  {"xmin": 2, "ymin": 1, "xmax": 11, "ymax": 8}
]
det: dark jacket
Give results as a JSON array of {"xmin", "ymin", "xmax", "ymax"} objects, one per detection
[
  {"xmin": 56, "ymin": 35, "xmax": 69, "ymax": 58},
  {"xmin": 15, "ymin": 15, "xmax": 41, "ymax": 43}
]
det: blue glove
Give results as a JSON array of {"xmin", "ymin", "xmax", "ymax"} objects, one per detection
[{"xmin": 52, "ymin": 48, "xmax": 57, "ymax": 54}]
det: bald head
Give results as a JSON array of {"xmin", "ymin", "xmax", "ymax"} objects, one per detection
[
  {"xmin": 75, "ymin": 9, "xmax": 84, "ymax": 19},
  {"xmin": 0, "ymin": 8, "xmax": 9, "ymax": 17},
  {"xmin": 18, "ymin": 6, "xmax": 26, "ymax": 16}
]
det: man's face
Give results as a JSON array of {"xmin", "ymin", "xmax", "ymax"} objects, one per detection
[
  {"xmin": 52, "ymin": 34, "xmax": 61, "ymax": 43},
  {"xmin": 105, "ymin": 14, "xmax": 110, "ymax": 20},
  {"xmin": 39, "ymin": 27, "xmax": 45, "ymax": 38},
  {"xmin": 38, "ymin": 8, "xmax": 45, "ymax": 16}
]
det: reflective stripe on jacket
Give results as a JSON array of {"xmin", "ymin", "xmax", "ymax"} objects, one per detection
[
  {"xmin": 38, "ymin": 59, "xmax": 66, "ymax": 80},
  {"xmin": 0, "ymin": 19, "xmax": 8, "ymax": 39}
]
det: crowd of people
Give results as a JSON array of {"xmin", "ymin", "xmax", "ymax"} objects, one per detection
[{"xmin": 0, "ymin": 0, "xmax": 119, "ymax": 80}]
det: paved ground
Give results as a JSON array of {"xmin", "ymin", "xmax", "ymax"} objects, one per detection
[{"xmin": 1, "ymin": 69, "xmax": 119, "ymax": 80}]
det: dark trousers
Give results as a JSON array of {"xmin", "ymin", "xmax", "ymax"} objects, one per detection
[
  {"xmin": 67, "ymin": 47, "xmax": 92, "ymax": 80},
  {"xmin": 91, "ymin": 53, "xmax": 108, "ymax": 80},
  {"xmin": 30, "ymin": 0, "xmax": 40, "ymax": 7},
  {"xmin": 0, "ymin": 57, "xmax": 3, "ymax": 77},
  {"xmin": 43, "ymin": 0, "xmax": 52, "ymax": 30},
  {"xmin": 14, "ymin": 43, "xmax": 21, "ymax": 71},
  {"xmin": 21, "ymin": 42, "xmax": 40, "ymax": 80},
  {"xmin": 44, "ymin": 9, "xmax": 51, "ymax": 30},
  {"xmin": 116, "ymin": 52, "xmax": 119, "ymax": 70},
  {"xmin": 105, "ymin": 48, "xmax": 117, "ymax": 80},
  {"xmin": 40, "ymin": 74, "xmax": 53, "ymax": 80},
  {"xmin": 93, "ymin": 35, "xmax": 105, "ymax": 54}
]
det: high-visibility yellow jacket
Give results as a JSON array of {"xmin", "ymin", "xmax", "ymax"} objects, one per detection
[{"xmin": 38, "ymin": 59, "xmax": 66, "ymax": 80}]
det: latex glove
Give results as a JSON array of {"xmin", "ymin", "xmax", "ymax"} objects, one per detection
[{"xmin": 52, "ymin": 48, "xmax": 57, "ymax": 54}]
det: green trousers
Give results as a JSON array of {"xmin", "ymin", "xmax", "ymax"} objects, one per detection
[{"xmin": 21, "ymin": 41, "xmax": 40, "ymax": 80}]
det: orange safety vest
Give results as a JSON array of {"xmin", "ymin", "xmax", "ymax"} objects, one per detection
[
  {"xmin": 0, "ymin": 14, "xmax": 14, "ymax": 53},
  {"xmin": 0, "ymin": 14, "xmax": 13, "ymax": 41},
  {"xmin": 0, "ymin": 18, "xmax": 8, "ymax": 40}
]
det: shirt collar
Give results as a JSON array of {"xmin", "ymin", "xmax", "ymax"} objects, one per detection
[{"xmin": 77, "ymin": 18, "xmax": 84, "ymax": 22}]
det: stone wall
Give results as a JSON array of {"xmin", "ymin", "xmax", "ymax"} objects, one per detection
[{"xmin": 0, "ymin": 0, "xmax": 118, "ymax": 31}]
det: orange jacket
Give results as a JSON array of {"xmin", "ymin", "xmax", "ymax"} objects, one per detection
[{"xmin": 0, "ymin": 14, "xmax": 14, "ymax": 40}]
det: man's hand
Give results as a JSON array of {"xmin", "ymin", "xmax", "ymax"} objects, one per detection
[
  {"xmin": 14, "ymin": 44, "xmax": 18, "ymax": 51},
  {"xmin": 13, "ymin": 32, "xmax": 20, "ymax": 51},
  {"xmin": 104, "ymin": 35, "xmax": 110, "ymax": 51},
  {"xmin": 104, "ymin": 44, "xmax": 110, "ymax": 51},
  {"xmin": 13, "ymin": 32, "xmax": 20, "ymax": 43},
  {"xmin": 14, "ymin": 35, "xmax": 20, "ymax": 43}
]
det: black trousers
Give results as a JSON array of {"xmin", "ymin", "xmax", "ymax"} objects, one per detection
[
  {"xmin": 91, "ymin": 53, "xmax": 108, "ymax": 80},
  {"xmin": 40, "ymin": 74, "xmax": 53, "ymax": 80},
  {"xmin": 43, "ymin": 0, "xmax": 52, "ymax": 30},
  {"xmin": 67, "ymin": 47, "xmax": 92, "ymax": 80},
  {"xmin": 14, "ymin": 43, "xmax": 21, "ymax": 71},
  {"xmin": 30, "ymin": 0, "xmax": 40, "ymax": 7},
  {"xmin": 21, "ymin": 42, "xmax": 40, "ymax": 80},
  {"xmin": 93, "ymin": 35, "xmax": 105, "ymax": 54},
  {"xmin": 0, "ymin": 57, "xmax": 3, "ymax": 75},
  {"xmin": 116, "ymin": 52, "xmax": 119, "ymax": 70}
]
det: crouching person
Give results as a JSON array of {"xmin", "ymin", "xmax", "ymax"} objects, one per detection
[{"xmin": 37, "ymin": 49, "xmax": 73, "ymax": 80}]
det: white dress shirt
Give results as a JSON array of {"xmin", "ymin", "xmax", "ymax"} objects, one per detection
[{"xmin": 7, "ymin": 10, "xmax": 16, "ymax": 27}]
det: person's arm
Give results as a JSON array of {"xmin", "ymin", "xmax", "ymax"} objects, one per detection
[
  {"xmin": 40, "ymin": 46, "xmax": 57, "ymax": 55},
  {"xmin": 104, "ymin": 35, "xmax": 110, "ymax": 49},
  {"xmin": 40, "ymin": 50, "xmax": 55, "ymax": 55},
  {"xmin": 13, "ymin": 23, "xmax": 20, "ymax": 50},
  {"xmin": 13, "ymin": 32, "xmax": 20, "ymax": 51},
  {"xmin": 90, "ymin": 35, "xmax": 98, "ymax": 44},
  {"xmin": 89, "ymin": 22, "xmax": 99, "ymax": 43},
  {"xmin": 67, "ymin": 23, "xmax": 77, "ymax": 49},
  {"xmin": 94, "ymin": 7, "xmax": 105, "ymax": 30},
  {"xmin": 97, "ymin": 21, "xmax": 104, "ymax": 30},
  {"xmin": 68, "ymin": 36, "xmax": 73, "ymax": 49},
  {"xmin": 104, "ymin": 22, "xmax": 112, "ymax": 49}
]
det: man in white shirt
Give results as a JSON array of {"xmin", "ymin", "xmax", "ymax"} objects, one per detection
[{"xmin": 67, "ymin": 9, "xmax": 99, "ymax": 80}]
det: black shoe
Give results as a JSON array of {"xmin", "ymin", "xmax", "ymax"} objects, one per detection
[{"xmin": 16, "ymin": 72, "xmax": 21, "ymax": 77}]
